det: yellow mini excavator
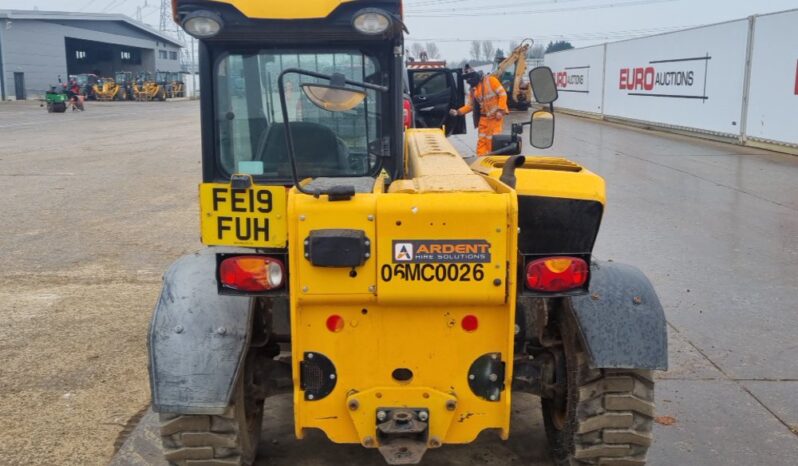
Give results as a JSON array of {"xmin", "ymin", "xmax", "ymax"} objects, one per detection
[{"xmin": 493, "ymin": 39, "xmax": 535, "ymax": 111}]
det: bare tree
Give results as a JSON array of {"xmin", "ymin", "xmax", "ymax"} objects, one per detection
[
  {"xmin": 470, "ymin": 41, "xmax": 482, "ymax": 62},
  {"xmin": 425, "ymin": 42, "xmax": 441, "ymax": 60},
  {"xmin": 509, "ymin": 41, "xmax": 519, "ymax": 53},
  {"xmin": 495, "ymin": 48, "xmax": 506, "ymax": 62},
  {"xmin": 481, "ymin": 41, "xmax": 496, "ymax": 64},
  {"xmin": 409, "ymin": 43, "xmax": 426, "ymax": 60},
  {"xmin": 529, "ymin": 44, "xmax": 545, "ymax": 59}
]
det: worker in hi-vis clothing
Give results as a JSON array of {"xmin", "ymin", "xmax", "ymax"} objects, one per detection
[{"xmin": 449, "ymin": 66, "xmax": 509, "ymax": 156}]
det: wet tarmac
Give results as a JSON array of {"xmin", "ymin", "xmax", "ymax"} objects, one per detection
[
  {"xmin": 4, "ymin": 101, "xmax": 795, "ymax": 464},
  {"xmin": 506, "ymin": 112, "xmax": 798, "ymax": 464}
]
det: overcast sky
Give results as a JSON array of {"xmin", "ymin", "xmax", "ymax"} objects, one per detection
[{"xmin": 3, "ymin": 0, "xmax": 797, "ymax": 60}]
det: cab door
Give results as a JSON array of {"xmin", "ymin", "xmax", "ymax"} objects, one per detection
[{"xmin": 408, "ymin": 68, "xmax": 466, "ymax": 135}]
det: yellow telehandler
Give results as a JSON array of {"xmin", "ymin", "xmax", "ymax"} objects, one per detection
[
  {"xmin": 132, "ymin": 72, "xmax": 167, "ymax": 101},
  {"xmin": 92, "ymin": 77, "xmax": 122, "ymax": 101},
  {"xmin": 114, "ymin": 71, "xmax": 134, "ymax": 101},
  {"xmin": 156, "ymin": 71, "xmax": 186, "ymax": 98},
  {"xmin": 147, "ymin": 2, "xmax": 667, "ymax": 465}
]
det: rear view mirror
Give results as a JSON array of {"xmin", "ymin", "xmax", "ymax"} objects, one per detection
[
  {"xmin": 302, "ymin": 84, "xmax": 366, "ymax": 112},
  {"xmin": 529, "ymin": 110, "xmax": 555, "ymax": 149},
  {"xmin": 529, "ymin": 66, "xmax": 558, "ymax": 104}
]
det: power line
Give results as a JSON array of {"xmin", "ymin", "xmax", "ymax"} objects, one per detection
[
  {"xmin": 100, "ymin": 0, "xmax": 124, "ymax": 13},
  {"xmin": 142, "ymin": 8, "xmax": 160, "ymax": 20},
  {"xmin": 405, "ymin": 0, "xmax": 485, "ymax": 7},
  {"xmin": 406, "ymin": 24, "xmax": 697, "ymax": 43},
  {"xmin": 406, "ymin": 0, "xmax": 678, "ymax": 17},
  {"xmin": 407, "ymin": 0, "xmax": 588, "ymax": 13},
  {"xmin": 79, "ymin": 0, "xmax": 98, "ymax": 12}
]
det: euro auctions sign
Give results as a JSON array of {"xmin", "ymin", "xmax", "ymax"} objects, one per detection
[
  {"xmin": 618, "ymin": 54, "xmax": 711, "ymax": 100},
  {"xmin": 555, "ymin": 66, "xmax": 590, "ymax": 93}
]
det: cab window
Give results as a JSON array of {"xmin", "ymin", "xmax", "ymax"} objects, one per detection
[{"xmin": 214, "ymin": 50, "xmax": 386, "ymax": 180}]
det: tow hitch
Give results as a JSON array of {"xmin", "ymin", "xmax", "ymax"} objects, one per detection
[
  {"xmin": 376, "ymin": 409, "xmax": 430, "ymax": 465},
  {"xmin": 345, "ymin": 388, "xmax": 458, "ymax": 464}
]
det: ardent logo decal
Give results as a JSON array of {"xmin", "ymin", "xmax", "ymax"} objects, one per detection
[
  {"xmin": 394, "ymin": 243, "xmax": 414, "ymax": 262},
  {"xmin": 391, "ymin": 240, "xmax": 491, "ymax": 263}
]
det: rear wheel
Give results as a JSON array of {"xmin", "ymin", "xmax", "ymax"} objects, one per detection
[
  {"xmin": 542, "ymin": 307, "xmax": 655, "ymax": 466},
  {"xmin": 158, "ymin": 371, "xmax": 264, "ymax": 466}
]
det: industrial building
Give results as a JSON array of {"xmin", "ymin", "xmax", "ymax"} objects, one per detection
[{"xmin": 0, "ymin": 9, "xmax": 183, "ymax": 100}]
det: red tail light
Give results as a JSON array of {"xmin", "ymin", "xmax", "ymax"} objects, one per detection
[
  {"xmin": 525, "ymin": 257, "xmax": 588, "ymax": 292},
  {"xmin": 219, "ymin": 256, "xmax": 285, "ymax": 292},
  {"xmin": 403, "ymin": 97, "xmax": 413, "ymax": 129}
]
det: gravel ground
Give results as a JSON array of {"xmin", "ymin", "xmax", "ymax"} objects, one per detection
[{"xmin": 0, "ymin": 100, "xmax": 201, "ymax": 465}]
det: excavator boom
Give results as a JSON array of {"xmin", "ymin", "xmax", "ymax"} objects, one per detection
[{"xmin": 492, "ymin": 40, "xmax": 533, "ymax": 110}]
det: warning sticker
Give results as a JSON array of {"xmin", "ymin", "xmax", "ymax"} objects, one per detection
[{"xmin": 392, "ymin": 240, "xmax": 491, "ymax": 263}]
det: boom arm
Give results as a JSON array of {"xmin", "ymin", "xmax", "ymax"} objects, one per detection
[{"xmin": 492, "ymin": 40, "xmax": 533, "ymax": 108}]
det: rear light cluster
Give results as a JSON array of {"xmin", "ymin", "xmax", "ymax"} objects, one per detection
[
  {"xmin": 219, "ymin": 255, "xmax": 285, "ymax": 292},
  {"xmin": 525, "ymin": 257, "xmax": 588, "ymax": 292},
  {"xmin": 403, "ymin": 97, "xmax": 413, "ymax": 129}
]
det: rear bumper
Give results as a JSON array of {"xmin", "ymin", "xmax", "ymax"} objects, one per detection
[{"xmin": 291, "ymin": 304, "xmax": 514, "ymax": 445}]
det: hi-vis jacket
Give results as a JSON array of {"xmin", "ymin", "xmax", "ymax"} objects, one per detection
[{"xmin": 458, "ymin": 75, "xmax": 509, "ymax": 117}]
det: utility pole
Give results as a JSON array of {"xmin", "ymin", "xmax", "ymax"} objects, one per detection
[
  {"xmin": 159, "ymin": 0, "xmax": 194, "ymax": 90},
  {"xmin": 159, "ymin": 0, "xmax": 171, "ymax": 32},
  {"xmin": 190, "ymin": 37, "xmax": 197, "ymax": 98}
]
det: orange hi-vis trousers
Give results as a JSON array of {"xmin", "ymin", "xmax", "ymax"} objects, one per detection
[{"xmin": 477, "ymin": 114, "xmax": 505, "ymax": 156}]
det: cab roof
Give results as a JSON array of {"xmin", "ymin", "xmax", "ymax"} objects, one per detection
[{"xmin": 174, "ymin": 0, "xmax": 401, "ymax": 20}]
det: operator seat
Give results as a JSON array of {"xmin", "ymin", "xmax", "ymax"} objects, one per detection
[{"xmin": 259, "ymin": 122, "xmax": 350, "ymax": 177}]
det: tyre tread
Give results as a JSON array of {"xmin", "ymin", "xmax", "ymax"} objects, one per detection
[
  {"xmin": 575, "ymin": 369, "xmax": 654, "ymax": 465},
  {"xmin": 158, "ymin": 412, "xmax": 245, "ymax": 466},
  {"xmin": 542, "ymin": 307, "xmax": 656, "ymax": 466}
]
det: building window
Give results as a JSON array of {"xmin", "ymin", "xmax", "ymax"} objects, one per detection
[
  {"xmin": 121, "ymin": 49, "xmax": 141, "ymax": 65},
  {"xmin": 169, "ymin": 51, "xmax": 178, "ymax": 60},
  {"xmin": 159, "ymin": 50, "xmax": 168, "ymax": 59},
  {"xmin": 75, "ymin": 50, "xmax": 86, "ymax": 60}
]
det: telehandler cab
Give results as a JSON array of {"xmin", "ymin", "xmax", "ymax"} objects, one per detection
[
  {"xmin": 148, "ymin": 2, "xmax": 667, "ymax": 465},
  {"xmin": 115, "ymin": 72, "xmax": 135, "ymax": 101}
]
